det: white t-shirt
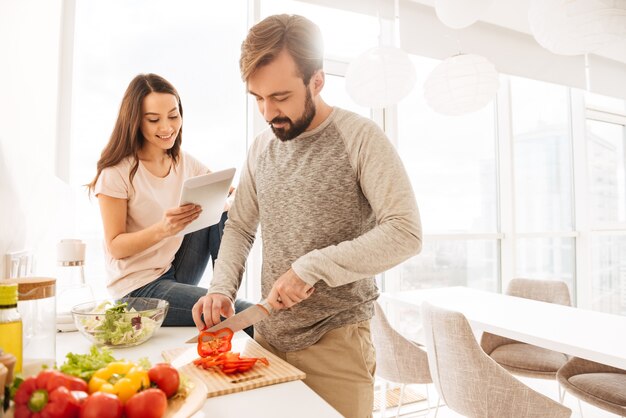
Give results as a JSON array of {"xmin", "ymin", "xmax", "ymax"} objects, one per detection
[{"xmin": 94, "ymin": 151, "xmax": 208, "ymax": 298}]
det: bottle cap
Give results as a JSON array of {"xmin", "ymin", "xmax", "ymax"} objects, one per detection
[
  {"xmin": 5, "ymin": 278, "xmax": 56, "ymax": 301},
  {"xmin": 57, "ymin": 239, "xmax": 86, "ymax": 265},
  {"xmin": 0, "ymin": 283, "xmax": 18, "ymax": 306}
]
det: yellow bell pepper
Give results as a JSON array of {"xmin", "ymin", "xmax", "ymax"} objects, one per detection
[{"xmin": 88, "ymin": 361, "xmax": 150, "ymax": 404}]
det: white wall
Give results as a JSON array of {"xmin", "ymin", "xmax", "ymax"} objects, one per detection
[{"xmin": 0, "ymin": 0, "xmax": 65, "ymax": 277}]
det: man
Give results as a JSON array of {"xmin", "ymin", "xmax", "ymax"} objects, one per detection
[{"xmin": 192, "ymin": 14, "xmax": 422, "ymax": 418}]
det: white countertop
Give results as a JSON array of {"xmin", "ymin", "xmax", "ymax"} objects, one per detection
[{"xmin": 56, "ymin": 327, "xmax": 342, "ymax": 418}]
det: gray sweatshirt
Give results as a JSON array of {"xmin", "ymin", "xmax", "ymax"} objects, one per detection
[{"xmin": 209, "ymin": 107, "xmax": 422, "ymax": 352}]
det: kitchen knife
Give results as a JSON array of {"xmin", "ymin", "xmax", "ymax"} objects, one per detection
[{"xmin": 184, "ymin": 299, "xmax": 273, "ymax": 344}]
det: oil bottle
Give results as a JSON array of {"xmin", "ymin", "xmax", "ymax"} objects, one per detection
[{"xmin": 0, "ymin": 284, "xmax": 22, "ymax": 373}]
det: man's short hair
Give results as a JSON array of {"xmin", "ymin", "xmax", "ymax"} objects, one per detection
[{"xmin": 240, "ymin": 14, "xmax": 324, "ymax": 85}]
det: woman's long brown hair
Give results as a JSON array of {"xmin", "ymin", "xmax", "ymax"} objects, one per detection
[{"xmin": 87, "ymin": 73, "xmax": 183, "ymax": 193}]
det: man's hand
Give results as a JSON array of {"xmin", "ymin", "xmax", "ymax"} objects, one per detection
[
  {"xmin": 192, "ymin": 293, "xmax": 234, "ymax": 330},
  {"xmin": 268, "ymin": 268, "xmax": 315, "ymax": 310}
]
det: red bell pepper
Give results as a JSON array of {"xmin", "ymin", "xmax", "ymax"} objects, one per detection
[
  {"xmin": 36, "ymin": 369, "xmax": 88, "ymax": 393},
  {"xmin": 197, "ymin": 328, "xmax": 234, "ymax": 357},
  {"xmin": 194, "ymin": 327, "xmax": 269, "ymax": 374},
  {"xmin": 14, "ymin": 370, "xmax": 87, "ymax": 418}
]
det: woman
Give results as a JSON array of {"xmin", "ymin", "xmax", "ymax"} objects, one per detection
[{"xmin": 87, "ymin": 73, "xmax": 252, "ymax": 332}]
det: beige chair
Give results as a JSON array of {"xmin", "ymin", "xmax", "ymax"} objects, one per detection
[
  {"xmin": 557, "ymin": 357, "xmax": 626, "ymax": 417},
  {"xmin": 480, "ymin": 279, "xmax": 571, "ymax": 391},
  {"xmin": 371, "ymin": 301, "xmax": 432, "ymax": 417},
  {"xmin": 422, "ymin": 302, "xmax": 571, "ymax": 418}
]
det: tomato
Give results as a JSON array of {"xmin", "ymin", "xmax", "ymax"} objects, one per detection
[
  {"xmin": 79, "ymin": 392, "xmax": 123, "ymax": 418},
  {"xmin": 124, "ymin": 388, "xmax": 167, "ymax": 418},
  {"xmin": 148, "ymin": 363, "xmax": 180, "ymax": 398}
]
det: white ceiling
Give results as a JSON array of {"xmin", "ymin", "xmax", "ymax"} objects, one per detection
[{"xmin": 410, "ymin": 0, "xmax": 626, "ymax": 64}]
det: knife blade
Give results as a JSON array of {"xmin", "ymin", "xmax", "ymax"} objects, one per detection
[{"xmin": 184, "ymin": 299, "xmax": 272, "ymax": 344}]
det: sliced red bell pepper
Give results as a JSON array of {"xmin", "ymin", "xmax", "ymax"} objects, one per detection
[
  {"xmin": 194, "ymin": 327, "xmax": 269, "ymax": 374},
  {"xmin": 14, "ymin": 370, "xmax": 85, "ymax": 418},
  {"xmin": 197, "ymin": 328, "xmax": 234, "ymax": 357},
  {"xmin": 193, "ymin": 351, "xmax": 268, "ymax": 374}
]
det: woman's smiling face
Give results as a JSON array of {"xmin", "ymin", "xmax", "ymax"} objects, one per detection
[{"xmin": 140, "ymin": 92, "xmax": 182, "ymax": 152}]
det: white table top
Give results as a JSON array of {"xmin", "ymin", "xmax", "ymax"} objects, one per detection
[
  {"xmin": 56, "ymin": 327, "xmax": 342, "ymax": 418},
  {"xmin": 385, "ymin": 286, "xmax": 626, "ymax": 370}
]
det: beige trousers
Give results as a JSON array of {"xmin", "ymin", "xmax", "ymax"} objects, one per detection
[{"xmin": 255, "ymin": 320, "xmax": 376, "ymax": 418}]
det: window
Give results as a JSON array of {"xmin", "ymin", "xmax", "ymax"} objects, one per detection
[
  {"xmin": 394, "ymin": 54, "xmax": 499, "ymax": 295},
  {"xmin": 516, "ymin": 237, "xmax": 575, "ymax": 282},
  {"xmin": 510, "ymin": 77, "xmax": 575, "ymax": 294},
  {"xmin": 388, "ymin": 239, "xmax": 499, "ymax": 291},
  {"xmin": 398, "ymin": 58, "xmax": 498, "ymax": 235},
  {"xmin": 587, "ymin": 120, "xmax": 626, "ymax": 226},
  {"xmin": 511, "ymin": 77, "xmax": 574, "ymax": 233},
  {"xmin": 591, "ymin": 235, "xmax": 626, "ymax": 315},
  {"xmin": 586, "ymin": 105, "xmax": 626, "ymax": 315},
  {"xmin": 323, "ymin": 74, "xmax": 371, "ymax": 118}
]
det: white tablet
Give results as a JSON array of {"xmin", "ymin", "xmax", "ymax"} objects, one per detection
[{"xmin": 177, "ymin": 167, "xmax": 236, "ymax": 236}]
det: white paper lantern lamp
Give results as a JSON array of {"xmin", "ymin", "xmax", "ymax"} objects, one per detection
[
  {"xmin": 345, "ymin": 46, "xmax": 417, "ymax": 108},
  {"xmin": 435, "ymin": 0, "xmax": 494, "ymax": 29},
  {"xmin": 529, "ymin": 0, "xmax": 626, "ymax": 55},
  {"xmin": 423, "ymin": 53, "xmax": 500, "ymax": 116}
]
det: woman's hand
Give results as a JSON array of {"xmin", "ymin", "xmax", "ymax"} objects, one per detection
[
  {"xmin": 158, "ymin": 204, "xmax": 202, "ymax": 237},
  {"xmin": 99, "ymin": 196, "xmax": 202, "ymax": 259}
]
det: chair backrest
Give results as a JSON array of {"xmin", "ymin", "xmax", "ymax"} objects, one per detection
[
  {"xmin": 371, "ymin": 301, "xmax": 431, "ymax": 384},
  {"xmin": 507, "ymin": 278, "xmax": 571, "ymax": 306},
  {"xmin": 422, "ymin": 302, "xmax": 571, "ymax": 418},
  {"xmin": 481, "ymin": 279, "xmax": 571, "ymax": 354}
]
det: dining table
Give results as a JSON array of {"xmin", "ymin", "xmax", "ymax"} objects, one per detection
[
  {"xmin": 382, "ymin": 286, "xmax": 626, "ymax": 370},
  {"xmin": 56, "ymin": 327, "xmax": 342, "ymax": 418}
]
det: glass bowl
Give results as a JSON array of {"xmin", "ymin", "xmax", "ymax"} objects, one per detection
[{"xmin": 71, "ymin": 297, "xmax": 169, "ymax": 348}]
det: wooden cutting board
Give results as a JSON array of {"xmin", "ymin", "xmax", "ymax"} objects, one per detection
[{"xmin": 162, "ymin": 337, "xmax": 305, "ymax": 398}]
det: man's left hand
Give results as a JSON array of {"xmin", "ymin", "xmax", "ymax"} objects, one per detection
[{"xmin": 268, "ymin": 268, "xmax": 315, "ymax": 310}]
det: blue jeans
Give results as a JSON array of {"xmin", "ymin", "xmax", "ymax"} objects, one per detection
[{"xmin": 128, "ymin": 212, "xmax": 254, "ymax": 337}]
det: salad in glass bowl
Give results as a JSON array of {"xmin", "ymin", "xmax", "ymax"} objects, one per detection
[{"xmin": 71, "ymin": 298, "xmax": 169, "ymax": 348}]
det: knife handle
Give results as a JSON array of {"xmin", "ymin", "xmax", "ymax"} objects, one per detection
[{"xmin": 258, "ymin": 299, "xmax": 273, "ymax": 315}]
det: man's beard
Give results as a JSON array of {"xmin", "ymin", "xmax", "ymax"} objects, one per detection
[{"xmin": 269, "ymin": 89, "xmax": 316, "ymax": 141}]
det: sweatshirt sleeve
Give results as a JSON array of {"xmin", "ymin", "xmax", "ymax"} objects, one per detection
[
  {"xmin": 292, "ymin": 115, "xmax": 422, "ymax": 287},
  {"xmin": 207, "ymin": 133, "xmax": 271, "ymax": 300}
]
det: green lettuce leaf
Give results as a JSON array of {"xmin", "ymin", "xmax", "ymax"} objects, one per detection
[{"xmin": 59, "ymin": 345, "xmax": 118, "ymax": 381}]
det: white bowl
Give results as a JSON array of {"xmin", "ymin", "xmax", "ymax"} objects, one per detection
[{"xmin": 71, "ymin": 297, "xmax": 168, "ymax": 348}]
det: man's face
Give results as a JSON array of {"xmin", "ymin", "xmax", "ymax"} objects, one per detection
[{"xmin": 247, "ymin": 50, "xmax": 317, "ymax": 141}]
